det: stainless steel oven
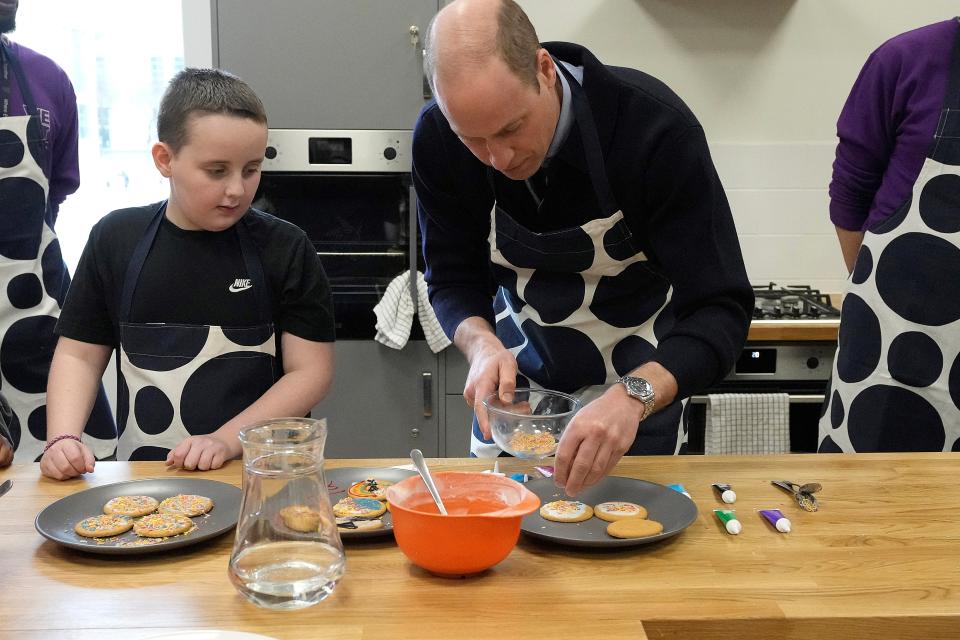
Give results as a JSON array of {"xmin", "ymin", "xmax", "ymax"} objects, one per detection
[
  {"xmin": 252, "ymin": 129, "xmax": 420, "ymax": 339},
  {"xmin": 684, "ymin": 284, "xmax": 840, "ymax": 453}
]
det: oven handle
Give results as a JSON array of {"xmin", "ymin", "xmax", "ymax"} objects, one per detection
[
  {"xmin": 315, "ymin": 251, "xmax": 407, "ymax": 256},
  {"xmin": 688, "ymin": 394, "xmax": 825, "ymax": 405}
]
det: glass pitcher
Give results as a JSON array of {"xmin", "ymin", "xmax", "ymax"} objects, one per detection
[{"xmin": 228, "ymin": 417, "xmax": 344, "ymax": 609}]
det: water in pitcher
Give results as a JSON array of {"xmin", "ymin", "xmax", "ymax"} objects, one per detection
[{"xmin": 229, "ymin": 540, "xmax": 345, "ymax": 609}]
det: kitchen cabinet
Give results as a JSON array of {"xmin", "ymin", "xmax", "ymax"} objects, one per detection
[
  {"xmin": 441, "ymin": 349, "xmax": 473, "ymax": 456},
  {"xmin": 313, "ymin": 341, "xmax": 439, "ymax": 458},
  {"xmin": 212, "ymin": 0, "xmax": 438, "ymax": 130}
]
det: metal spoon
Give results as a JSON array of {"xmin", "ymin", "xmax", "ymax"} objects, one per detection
[{"xmin": 410, "ymin": 449, "xmax": 447, "ymax": 515}]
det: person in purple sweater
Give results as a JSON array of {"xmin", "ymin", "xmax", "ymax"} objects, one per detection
[
  {"xmin": 0, "ymin": 0, "xmax": 115, "ymax": 464},
  {"xmin": 820, "ymin": 18, "xmax": 960, "ymax": 453}
]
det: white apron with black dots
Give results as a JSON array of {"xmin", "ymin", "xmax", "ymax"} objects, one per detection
[
  {"xmin": 818, "ymin": 23, "xmax": 960, "ymax": 453},
  {"xmin": 0, "ymin": 40, "xmax": 115, "ymax": 461},
  {"xmin": 116, "ymin": 203, "xmax": 278, "ymax": 460},
  {"xmin": 470, "ymin": 62, "xmax": 688, "ymax": 458}
]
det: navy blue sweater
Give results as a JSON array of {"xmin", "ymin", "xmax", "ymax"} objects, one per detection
[{"xmin": 413, "ymin": 42, "xmax": 753, "ymax": 399}]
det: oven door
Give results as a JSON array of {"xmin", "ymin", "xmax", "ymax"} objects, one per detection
[
  {"xmin": 252, "ymin": 172, "xmax": 422, "ymax": 339},
  {"xmin": 684, "ymin": 380, "xmax": 827, "ymax": 454}
]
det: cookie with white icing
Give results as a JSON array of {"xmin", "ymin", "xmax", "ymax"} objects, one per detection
[{"xmin": 539, "ymin": 500, "xmax": 593, "ymax": 523}]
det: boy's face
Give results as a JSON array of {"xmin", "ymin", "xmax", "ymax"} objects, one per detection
[{"xmin": 153, "ymin": 113, "xmax": 267, "ymax": 232}]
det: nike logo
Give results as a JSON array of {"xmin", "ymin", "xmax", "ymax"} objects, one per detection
[{"xmin": 228, "ymin": 278, "xmax": 252, "ymax": 293}]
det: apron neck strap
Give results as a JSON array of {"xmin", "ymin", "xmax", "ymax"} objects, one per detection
[{"xmin": 0, "ymin": 39, "xmax": 40, "ymax": 119}]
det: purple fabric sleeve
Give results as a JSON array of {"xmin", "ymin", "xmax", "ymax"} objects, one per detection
[
  {"xmin": 5, "ymin": 40, "xmax": 80, "ymax": 220},
  {"xmin": 829, "ymin": 19, "xmax": 956, "ymax": 232}
]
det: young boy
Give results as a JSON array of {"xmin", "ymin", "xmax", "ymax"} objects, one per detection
[{"xmin": 40, "ymin": 68, "xmax": 335, "ymax": 480}]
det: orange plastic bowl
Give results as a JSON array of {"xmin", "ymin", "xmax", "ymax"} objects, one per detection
[{"xmin": 385, "ymin": 471, "xmax": 541, "ymax": 577}]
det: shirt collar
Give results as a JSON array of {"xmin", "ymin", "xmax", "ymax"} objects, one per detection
[{"xmin": 544, "ymin": 59, "xmax": 578, "ymax": 163}]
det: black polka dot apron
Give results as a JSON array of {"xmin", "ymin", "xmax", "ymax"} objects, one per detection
[
  {"xmin": 819, "ymin": 27, "xmax": 960, "ymax": 453},
  {"xmin": 0, "ymin": 40, "xmax": 115, "ymax": 461},
  {"xmin": 116, "ymin": 203, "xmax": 279, "ymax": 460},
  {"xmin": 470, "ymin": 66, "xmax": 688, "ymax": 457}
]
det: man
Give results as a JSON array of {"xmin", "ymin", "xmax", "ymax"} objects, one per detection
[
  {"xmin": 819, "ymin": 19, "xmax": 960, "ymax": 453},
  {"xmin": 414, "ymin": 0, "xmax": 753, "ymax": 495},
  {"xmin": 0, "ymin": 0, "xmax": 115, "ymax": 463}
]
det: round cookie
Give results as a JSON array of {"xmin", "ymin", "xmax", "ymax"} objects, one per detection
[
  {"xmin": 103, "ymin": 495, "xmax": 159, "ymax": 517},
  {"xmin": 606, "ymin": 518, "xmax": 664, "ymax": 539},
  {"xmin": 593, "ymin": 501, "xmax": 647, "ymax": 522},
  {"xmin": 333, "ymin": 497, "xmax": 387, "ymax": 518},
  {"xmin": 133, "ymin": 513, "xmax": 195, "ymax": 538},
  {"xmin": 347, "ymin": 478, "xmax": 393, "ymax": 500},
  {"xmin": 279, "ymin": 505, "xmax": 322, "ymax": 533},
  {"xmin": 539, "ymin": 500, "xmax": 594, "ymax": 523},
  {"xmin": 336, "ymin": 517, "xmax": 384, "ymax": 532},
  {"xmin": 158, "ymin": 494, "xmax": 214, "ymax": 517},
  {"xmin": 75, "ymin": 514, "xmax": 133, "ymax": 538}
]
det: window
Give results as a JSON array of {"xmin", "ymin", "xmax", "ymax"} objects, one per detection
[{"xmin": 12, "ymin": 1, "xmax": 185, "ymax": 271}]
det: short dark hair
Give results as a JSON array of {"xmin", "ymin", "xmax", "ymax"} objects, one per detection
[
  {"xmin": 425, "ymin": 0, "xmax": 541, "ymax": 92},
  {"xmin": 157, "ymin": 68, "xmax": 267, "ymax": 152}
]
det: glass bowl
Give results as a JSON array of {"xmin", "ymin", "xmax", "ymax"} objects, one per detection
[{"xmin": 482, "ymin": 388, "xmax": 582, "ymax": 459}]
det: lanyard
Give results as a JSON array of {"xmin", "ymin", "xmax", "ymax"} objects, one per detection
[{"xmin": 0, "ymin": 38, "xmax": 39, "ymax": 120}]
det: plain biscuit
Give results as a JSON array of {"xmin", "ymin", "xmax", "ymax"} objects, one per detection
[{"xmin": 607, "ymin": 518, "xmax": 664, "ymax": 539}]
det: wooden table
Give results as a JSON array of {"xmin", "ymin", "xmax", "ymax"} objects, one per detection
[{"xmin": 3, "ymin": 454, "xmax": 959, "ymax": 639}]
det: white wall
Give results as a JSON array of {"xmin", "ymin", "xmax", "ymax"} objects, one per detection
[{"xmin": 517, "ymin": 0, "xmax": 958, "ymax": 293}]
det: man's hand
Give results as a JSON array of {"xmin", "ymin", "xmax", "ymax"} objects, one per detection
[
  {"xmin": 40, "ymin": 439, "xmax": 95, "ymax": 480},
  {"xmin": 166, "ymin": 434, "xmax": 236, "ymax": 471},
  {"xmin": 0, "ymin": 436, "xmax": 13, "ymax": 468},
  {"xmin": 552, "ymin": 385, "xmax": 645, "ymax": 496},
  {"xmin": 463, "ymin": 338, "xmax": 518, "ymax": 439}
]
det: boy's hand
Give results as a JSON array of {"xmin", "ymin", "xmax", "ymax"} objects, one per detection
[
  {"xmin": 0, "ymin": 436, "xmax": 12, "ymax": 467},
  {"xmin": 166, "ymin": 434, "xmax": 234, "ymax": 471},
  {"xmin": 40, "ymin": 439, "xmax": 95, "ymax": 480}
]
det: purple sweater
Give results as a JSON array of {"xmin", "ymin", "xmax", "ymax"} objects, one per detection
[
  {"xmin": 830, "ymin": 19, "xmax": 958, "ymax": 232},
  {"xmin": 2, "ymin": 38, "xmax": 79, "ymax": 219}
]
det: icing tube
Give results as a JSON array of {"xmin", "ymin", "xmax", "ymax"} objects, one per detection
[
  {"xmin": 714, "ymin": 509, "xmax": 742, "ymax": 535},
  {"xmin": 667, "ymin": 484, "xmax": 692, "ymax": 499},
  {"xmin": 712, "ymin": 483, "xmax": 737, "ymax": 504},
  {"xmin": 759, "ymin": 508, "xmax": 792, "ymax": 533}
]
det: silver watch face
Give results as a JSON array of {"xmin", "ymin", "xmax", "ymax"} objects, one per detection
[{"xmin": 620, "ymin": 376, "xmax": 654, "ymax": 403}]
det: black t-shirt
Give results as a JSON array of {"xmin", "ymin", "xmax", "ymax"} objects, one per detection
[{"xmin": 56, "ymin": 202, "xmax": 335, "ymax": 346}]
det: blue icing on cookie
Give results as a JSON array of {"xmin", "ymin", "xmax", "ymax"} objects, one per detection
[{"xmin": 352, "ymin": 498, "xmax": 383, "ymax": 510}]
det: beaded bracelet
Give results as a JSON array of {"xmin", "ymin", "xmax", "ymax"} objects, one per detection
[{"xmin": 43, "ymin": 434, "xmax": 83, "ymax": 453}]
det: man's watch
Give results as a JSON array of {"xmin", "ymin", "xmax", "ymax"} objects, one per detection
[{"xmin": 617, "ymin": 375, "xmax": 656, "ymax": 421}]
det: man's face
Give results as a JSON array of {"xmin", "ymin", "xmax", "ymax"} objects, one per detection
[
  {"xmin": 156, "ymin": 113, "xmax": 267, "ymax": 232},
  {"xmin": 0, "ymin": 0, "xmax": 18, "ymax": 34},
  {"xmin": 435, "ymin": 50, "xmax": 560, "ymax": 181}
]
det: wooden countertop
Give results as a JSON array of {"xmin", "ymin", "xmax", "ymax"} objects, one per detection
[
  {"xmin": 4, "ymin": 454, "xmax": 959, "ymax": 640},
  {"xmin": 748, "ymin": 318, "xmax": 839, "ymax": 341}
]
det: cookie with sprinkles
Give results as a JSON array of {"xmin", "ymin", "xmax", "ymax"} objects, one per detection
[
  {"xmin": 593, "ymin": 501, "xmax": 647, "ymax": 522},
  {"xmin": 74, "ymin": 514, "xmax": 133, "ymax": 538},
  {"xmin": 158, "ymin": 494, "xmax": 214, "ymax": 517},
  {"xmin": 279, "ymin": 505, "xmax": 323, "ymax": 533},
  {"xmin": 103, "ymin": 495, "xmax": 159, "ymax": 517},
  {"xmin": 539, "ymin": 500, "xmax": 594, "ymax": 523},
  {"xmin": 347, "ymin": 477, "xmax": 393, "ymax": 500},
  {"xmin": 133, "ymin": 513, "xmax": 195, "ymax": 538},
  {"xmin": 333, "ymin": 496, "xmax": 387, "ymax": 518}
]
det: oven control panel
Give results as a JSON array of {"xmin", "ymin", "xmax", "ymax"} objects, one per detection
[
  {"xmin": 726, "ymin": 343, "xmax": 835, "ymax": 382},
  {"xmin": 262, "ymin": 129, "xmax": 412, "ymax": 173}
]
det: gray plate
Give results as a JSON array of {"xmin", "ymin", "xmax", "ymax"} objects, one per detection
[
  {"xmin": 325, "ymin": 466, "xmax": 418, "ymax": 540},
  {"xmin": 520, "ymin": 476, "xmax": 698, "ymax": 548},
  {"xmin": 34, "ymin": 478, "xmax": 241, "ymax": 555}
]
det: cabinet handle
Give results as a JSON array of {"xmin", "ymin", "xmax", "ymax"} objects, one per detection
[
  {"xmin": 422, "ymin": 372, "xmax": 433, "ymax": 417},
  {"xmin": 410, "ymin": 428, "xmax": 420, "ymax": 439}
]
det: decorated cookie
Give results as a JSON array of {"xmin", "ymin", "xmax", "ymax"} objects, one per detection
[
  {"xmin": 158, "ymin": 494, "xmax": 214, "ymax": 517},
  {"xmin": 593, "ymin": 501, "xmax": 648, "ymax": 522},
  {"xmin": 336, "ymin": 516, "xmax": 384, "ymax": 532},
  {"xmin": 347, "ymin": 477, "xmax": 393, "ymax": 500},
  {"xmin": 103, "ymin": 495, "xmax": 159, "ymax": 517},
  {"xmin": 279, "ymin": 505, "xmax": 322, "ymax": 533},
  {"xmin": 539, "ymin": 500, "xmax": 594, "ymax": 523},
  {"xmin": 333, "ymin": 497, "xmax": 387, "ymax": 518},
  {"xmin": 133, "ymin": 513, "xmax": 195, "ymax": 538},
  {"xmin": 74, "ymin": 514, "xmax": 133, "ymax": 538},
  {"xmin": 606, "ymin": 518, "xmax": 664, "ymax": 539}
]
